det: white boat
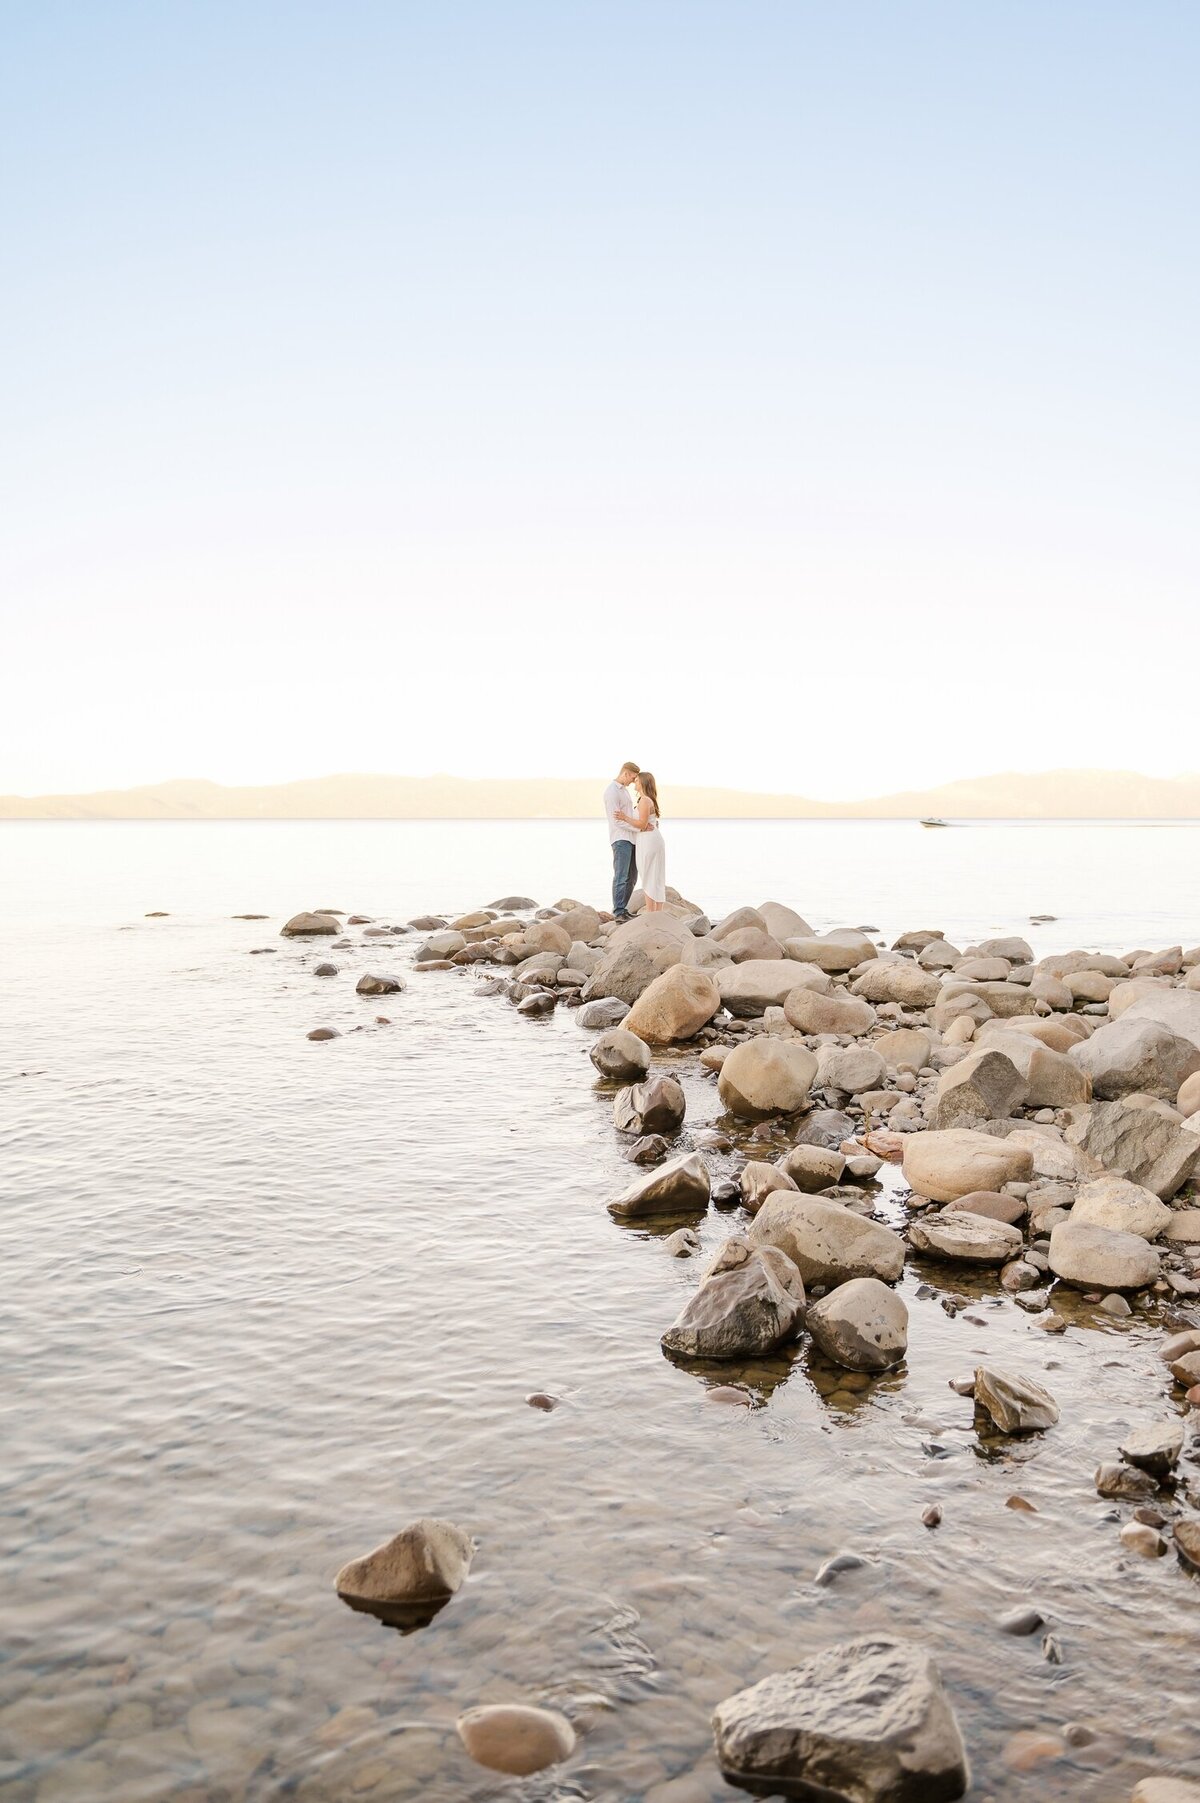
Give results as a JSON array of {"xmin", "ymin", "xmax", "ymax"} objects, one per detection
[{"xmin": 919, "ymin": 817, "xmax": 950, "ymax": 828}]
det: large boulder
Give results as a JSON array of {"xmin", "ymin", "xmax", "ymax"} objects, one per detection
[
  {"xmin": 1067, "ymin": 1098, "xmax": 1200, "ymax": 1198},
  {"xmin": 589, "ymin": 1028, "xmax": 651, "ymax": 1082},
  {"xmin": 613, "ymin": 1075, "xmax": 686, "ymax": 1137},
  {"xmin": 806, "ymin": 1278, "xmax": 908, "ymax": 1371},
  {"xmin": 783, "ymin": 987, "xmax": 876, "ymax": 1036},
  {"xmin": 282, "ymin": 911, "xmax": 340, "ymax": 936},
  {"xmin": 785, "ymin": 934, "xmax": 874, "ymax": 973},
  {"xmin": 622, "ymin": 965, "xmax": 721, "ymax": 1044},
  {"xmin": 581, "ymin": 944, "xmax": 664, "ymax": 1006},
  {"xmin": 902, "ymin": 1130, "xmax": 1035, "ymax": 1203},
  {"xmin": 749, "ymin": 1195, "xmax": 905, "ymax": 1288},
  {"xmin": 978, "ymin": 936, "xmax": 1033, "ymax": 963},
  {"xmin": 661, "ymin": 1236, "xmax": 805, "ymax": 1358},
  {"xmin": 1119, "ymin": 988, "xmax": 1200, "ymax": 1053},
  {"xmin": 712, "ymin": 906, "xmax": 768, "ymax": 940},
  {"xmin": 335, "ymin": 1518, "xmax": 474, "ymax": 1625},
  {"xmin": 1069, "ymin": 1174, "xmax": 1172, "ymax": 1240},
  {"xmin": 817, "ymin": 1045, "xmax": 888, "ymax": 1096},
  {"xmin": 1071, "ymin": 1016, "xmax": 1200, "ymax": 1100},
  {"xmin": 1048, "ymin": 1219, "xmax": 1161, "ymax": 1290},
  {"xmin": 718, "ymin": 960, "xmax": 823, "ymax": 1017},
  {"xmin": 909, "ymin": 1212, "xmax": 1024, "ymax": 1264},
  {"xmin": 711, "ymin": 1637, "xmax": 969, "ymax": 1803},
  {"xmin": 851, "ymin": 963, "xmax": 941, "ymax": 1008},
  {"xmin": 550, "ymin": 905, "xmax": 600, "ymax": 943},
  {"xmin": 976, "ymin": 1028, "xmax": 1092, "ymax": 1106},
  {"xmin": 718, "ymin": 1040, "xmax": 817, "ymax": 1120},
  {"xmin": 929, "ymin": 1049, "xmax": 1027, "ymax": 1129},
  {"xmin": 758, "ymin": 901, "xmax": 814, "ymax": 941},
  {"xmin": 608, "ymin": 1152, "xmax": 710, "ymax": 1219},
  {"xmin": 721, "ymin": 926, "xmax": 786, "ymax": 962}
]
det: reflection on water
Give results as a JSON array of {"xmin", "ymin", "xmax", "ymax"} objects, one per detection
[{"xmin": 2, "ymin": 822, "xmax": 1199, "ymax": 1800}]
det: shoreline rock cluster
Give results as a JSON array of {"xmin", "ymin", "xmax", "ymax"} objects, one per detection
[{"xmin": 290, "ymin": 889, "xmax": 1200, "ymax": 1801}]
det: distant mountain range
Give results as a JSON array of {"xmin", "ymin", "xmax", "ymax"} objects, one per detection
[{"xmin": 3, "ymin": 769, "xmax": 1200, "ymax": 820}]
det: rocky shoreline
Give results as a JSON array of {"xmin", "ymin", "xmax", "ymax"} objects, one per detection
[{"xmin": 284, "ymin": 887, "xmax": 1200, "ymax": 1801}]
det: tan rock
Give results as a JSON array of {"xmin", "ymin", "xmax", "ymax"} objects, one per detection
[
  {"xmin": 622, "ymin": 965, "xmax": 721, "ymax": 1044},
  {"xmin": 740, "ymin": 1159, "xmax": 799, "ymax": 1211},
  {"xmin": 749, "ymin": 1194, "xmax": 905, "ymax": 1286},
  {"xmin": 874, "ymin": 1028, "xmax": 932, "ymax": 1072},
  {"xmin": 783, "ymin": 988, "xmax": 876, "ymax": 1035},
  {"xmin": 785, "ymin": 934, "xmax": 874, "ymax": 973},
  {"xmin": 457, "ymin": 1704, "xmax": 575, "ymax": 1776},
  {"xmin": 902, "ymin": 1130, "xmax": 1035, "ymax": 1203},
  {"xmin": 852, "ymin": 962, "xmax": 942, "ymax": 1008},
  {"xmin": 718, "ymin": 1040, "xmax": 817, "ymax": 1118},
  {"xmin": 718, "ymin": 960, "xmax": 826, "ymax": 1017},
  {"xmin": 779, "ymin": 1144, "xmax": 847, "ymax": 1191},
  {"xmin": 335, "ymin": 1519, "xmax": 474, "ymax": 1622}
]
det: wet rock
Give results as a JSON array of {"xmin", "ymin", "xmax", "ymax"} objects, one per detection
[
  {"xmin": 909, "ymin": 1212, "xmax": 1024, "ymax": 1265},
  {"xmin": 815, "ymin": 1550, "xmax": 868, "ymax": 1585},
  {"xmin": 622, "ymin": 964, "xmax": 721, "ymax": 1044},
  {"xmin": 795, "ymin": 1107, "xmax": 856, "ymax": 1149},
  {"xmin": 974, "ymin": 1366, "xmax": 1059, "ymax": 1432},
  {"xmin": 1121, "ymin": 1521, "xmax": 1168, "ymax": 1558},
  {"xmin": 307, "ymin": 1026, "xmax": 340, "ymax": 1041},
  {"xmin": 997, "ymin": 1605, "xmax": 1044, "ymax": 1635},
  {"xmin": 577, "ymin": 996, "xmax": 630, "ymax": 1029},
  {"xmin": 901, "ymin": 1129, "xmax": 1035, "ymax": 1203},
  {"xmin": 1173, "ymin": 1518, "xmax": 1200, "ymax": 1573},
  {"xmin": 718, "ymin": 1039, "xmax": 817, "ymax": 1120},
  {"xmin": 613, "ymin": 1074, "xmax": 686, "ymax": 1137},
  {"xmin": 740, "ymin": 1159, "xmax": 799, "ymax": 1212},
  {"xmin": 1099, "ymin": 1291, "xmax": 1133, "ymax": 1315},
  {"xmin": 749, "ymin": 1194, "xmax": 905, "ymax": 1288},
  {"xmin": 663, "ymin": 1228, "xmax": 700, "ymax": 1257},
  {"xmin": 608, "ymin": 1152, "xmax": 710, "ymax": 1219},
  {"xmin": 1049, "ymin": 1220, "xmax": 1161, "ymax": 1290},
  {"xmin": 456, "ymin": 1703, "xmax": 575, "ymax": 1776},
  {"xmin": 1161, "ymin": 1329, "xmax": 1200, "ymax": 1364},
  {"xmin": 1067, "ymin": 1098, "xmax": 1199, "ymax": 1198},
  {"xmin": 1070, "ymin": 1174, "xmax": 1172, "ymax": 1240},
  {"xmin": 922, "ymin": 1504, "xmax": 943, "ymax": 1528},
  {"xmin": 282, "ymin": 911, "xmax": 340, "ymax": 936},
  {"xmin": 711, "ymin": 1636, "xmax": 969, "ymax": 1803},
  {"xmin": 590, "ymin": 1028, "xmax": 651, "ymax": 1082},
  {"xmin": 626, "ymin": 1133, "xmax": 669, "ymax": 1164},
  {"xmin": 806, "ymin": 1278, "xmax": 908, "ymax": 1371},
  {"xmin": 1095, "ymin": 1461, "xmax": 1159, "ymax": 1500},
  {"xmin": 517, "ymin": 990, "xmax": 556, "ymax": 1015},
  {"xmin": 930, "ymin": 1049, "xmax": 1028, "ymax": 1130},
  {"xmin": 525, "ymin": 1392, "xmax": 558, "ymax": 1410},
  {"xmin": 1120, "ymin": 1420, "xmax": 1185, "ymax": 1477},
  {"xmin": 661, "ymin": 1236, "xmax": 805, "ymax": 1358},
  {"xmin": 356, "ymin": 972, "xmax": 405, "ymax": 995},
  {"xmin": 1132, "ymin": 1778, "xmax": 1200, "ymax": 1803},
  {"xmin": 335, "ymin": 1518, "xmax": 474, "ymax": 1626},
  {"xmin": 780, "ymin": 1144, "xmax": 847, "ymax": 1192}
]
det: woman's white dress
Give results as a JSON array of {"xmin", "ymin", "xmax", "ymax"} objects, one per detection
[{"xmin": 639, "ymin": 810, "xmax": 667, "ymax": 903}]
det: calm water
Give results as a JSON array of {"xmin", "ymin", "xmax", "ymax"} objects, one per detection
[{"xmin": 2, "ymin": 820, "xmax": 1199, "ymax": 1803}]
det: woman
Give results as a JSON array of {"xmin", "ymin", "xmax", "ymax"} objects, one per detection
[{"xmin": 617, "ymin": 771, "xmax": 666, "ymax": 911}]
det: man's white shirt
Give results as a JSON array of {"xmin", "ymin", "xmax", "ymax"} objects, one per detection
[{"xmin": 604, "ymin": 780, "xmax": 638, "ymax": 846}]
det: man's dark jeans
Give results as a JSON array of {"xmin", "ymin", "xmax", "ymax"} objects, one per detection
[{"xmin": 612, "ymin": 840, "xmax": 637, "ymax": 918}]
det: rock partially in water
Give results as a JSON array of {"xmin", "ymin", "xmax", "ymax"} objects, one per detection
[
  {"xmin": 661, "ymin": 1236, "xmax": 805, "ymax": 1359},
  {"xmin": 457, "ymin": 1703, "xmax": 576, "ymax": 1776},
  {"xmin": 662, "ymin": 1227, "xmax": 700, "ymax": 1257},
  {"xmin": 749, "ymin": 1195, "xmax": 906, "ymax": 1289},
  {"xmin": 313, "ymin": 962, "xmax": 338, "ymax": 977},
  {"xmin": 1120, "ymin": 1521, "xmax": 1168, "ymax": 1558},
  {"xmin": 1120, "ymin": 1420, "xmax": 1184, "ymax": 1477},
  {"xmin": 806, "ymin": 1278, "xmax": 908, "ymax": 1371},
  {"xmin": 613, "ymin": 1074, "xmax": 686, "ymax": 1137},
  {"xmin": 1172, "ymin": 1517, "xmax": 1200, "ymax": 1573},
  {"xmin": 356, "ymin": 972, "xmax": 405, "ymax": 996},
  {"xmin": 974, "ymin": 1366, "xmax": 1059, "ymax": 1433},
  {"xmin": 1095, "ymin": 1461, "xmax": 1159, "ymax": 1500},
  {"xmin": 608, "ymin": 1152, "xmax": 710, "ymax": 1219},
  {"xmin": 1132, "ymin": 1777, "xmax": 1200, "ymax": 1803},
  {"xmin": 577, "ymin": 996, "xmax": 631, "ymax": 1029},
  {"xmin": 909, "ymin": 1212, "xmax": 1024, "ymax": 1265},
  {"xmin": 740, "ymin": 1158, "xmax": 798, "ymax": 1212},
  {"xmin": 335, "ymin": 1518, "xmax": 475, "ymax": 1628},
  {"xmin": 945, "ymin": 1188, "xmax": 1026, "ymax": 1225},
  {"xmin": 589, "ymin": 1027, "xmax": 651, "ymax": 1083},
  {"xmin": 711, "ymin": 1636, "xmax": 969, "ymax": 1803},
  {"xmin": 281, "ymin": 911, "xmax": 340, "ymax": 936},
  {"xmin": 626, "ymin": 1133, "xmax": 669, "ymax": 1165},
  {"xmin": 517, "ymin": 990, "xmax": 556, "ymax": 1016},
  {"xmin": 997, "ymin": 1605, "xmax": 1044, "ymax": 1635},
  {"xmin": 307, "ymin": 1026, "xmax": 340, "ymax": 1041}
]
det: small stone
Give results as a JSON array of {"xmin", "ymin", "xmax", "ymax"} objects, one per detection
[
  {"xmin": 663, "ymin": 1228, "xmax": 700, "ymax": 1258},
  {"xmin": 1119, "ymin": 1420, "xmax": 1184, "ymax": 1478},
  {"xmin": 997, "ymin": 1605, "xmax": 1044, "ymax": 1636},
  {"xmin": 1006, "ymin": 1494, "xmax": 1038, "ymax": 1512},
  {"xmin": 1095, "ymin": 1461, "xmax": 1158, "ymax": 1500},
  {"xmin": 307, "ymin": 1026, "xmax": 340, "ymax": 1041},
  {"xmin": 922, "ymin": 1504, "xmax": 943, "ymax": 1529},
  {"xmin": 814, "ymin": 1550, "xmax": 868, "ymax": 1586},
  {"xmin": 1041, "ymin": 1633, "xmax": 1064, "ymax": 1664},
  {"xmin": 1172, "ymin": 1517, "xmax": 1200, "ymax": 1572},
  {"xmin": 525, "ymin": 1392, "xmax": 558, "ymax": 1411},
  {"xmin": 334, "ymin": 1518, "xmax": 474, "ymax": 1626},
  {"xmin": 314, "ymin": 962, "xmax": 338, "ymax": 976},
  {"xmin": 1002, "ymin": 1730, "xmax": 1065, "ymax": 1772},
  {"xmin": 456, "ymin": 1703, "xmax": 576, "ymax": 1776},
  {"xmin": 1120, "ymin": 1521, "xmax": 1168, "ymax": 1558}
]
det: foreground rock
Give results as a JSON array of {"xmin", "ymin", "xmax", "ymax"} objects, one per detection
[
  {"xmin": 973, "ymin": 1366, "xmax": 1060, "ymax": 1433},
  {"xmin": 902, "ymin": 1130, "xmax": 1035, "ymax": 1202},
  {"xmin": 456, "ymin": 1704, "xmax": 575, "ymax": 1776},
  {"xmin": 613, "ymin": 1075, "xmax": 686, "ymax": 1137},
  {"xmin": 621, "ymin": 964, "xmax": 721, "ymax": 1044},
  {"xmin": 589, "ymin": 1028, "xmax": 651, "ymax": 1082},
  {"xmin": 750, "ymin": 1195, "xmax": 905, "ymax": 1288},
  {"xmin": 661, "ymin": 1237, "xmax": 806, "ymax": 1358},
  {"xmin": 1071, "ymin": 1015, "xmax": 1200, "ymax": 1100},
  {"xmin": 608, "ymin": 1153, "xmax": 710, "ymax": 1218},
  {"xmin": 576, "ymin": 996, "xmax": 630, "ymax": 1029},
  {"xmin": 1120, "ymin": 1420, "xmax": 1184, "ymax": 1478},
  {"xmin": 909, "ymin": 1212, "xmax": 1024, "ymax": 1265},
  {"xmin": 806, "ymin": 1278, "xmax": 908, "ymax": 1371},
  {"xmin": 712, "ymin": 1636, "xmax": 969, "ymax": 1803},
  {"xmin": 282, "ymin": 911, "xmax": 339, "ymax": 936},
  {"xmin": 718, "ymin": 1040, "xmax": 817, "ymax": 1120},
  {"xmin": 930, "ymin": 1049, "xmax": 1028, "ymax": 1129},
  {"xmin": 1048, "ymin": 1220, "xmax": 1160, "ymax": 1290},
  {"xmin": 335, "ymin": 1518, "xmax": 474, "ymax": 1626}
]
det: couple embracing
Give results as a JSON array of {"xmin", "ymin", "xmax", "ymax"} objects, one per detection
[{"xmin": 603, "ymin": 760, "xmax": 666, "ymax": 922}]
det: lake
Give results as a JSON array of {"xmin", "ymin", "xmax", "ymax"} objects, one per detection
[{"xmin": 2, "ymin": 819, "xmax": 1199, "ymax": 1802}]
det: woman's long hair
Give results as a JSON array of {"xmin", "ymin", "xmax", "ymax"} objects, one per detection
[{"xmin": 637, "ymin": 770, "xmax": 661, "ymax": 817}]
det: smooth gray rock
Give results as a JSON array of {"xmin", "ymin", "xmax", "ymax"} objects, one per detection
[
  {"xmin": 661, "ymin": 1237, "xmax": 805, "ymax": 1358},
  {"xmin": 1049, "ymin": 1219, "xmax": 1161, "ymax": 1290},
  {"xmin": 806, "ymin": 1278, "xmax": 908, "ymax": 1371},
  {"xmin": 576, "ymin": 996, "xmax": 630, "ymax": 1029},
  {"xmin": 608, "ymin": 1152, "xmax": 710, "ymax": 1219},
  {"xmin": 589, "ymin": 1028, "xmax": 651, "ymax": 1082},
  {"xmin": 1071, "ymin": 1015, "xmax": 1200, "ymax": 1100}
]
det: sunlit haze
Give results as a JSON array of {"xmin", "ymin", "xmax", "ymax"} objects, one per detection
[{"xmin": 3, "ymin": 3, "xmax": 1197, "ymax": 799}]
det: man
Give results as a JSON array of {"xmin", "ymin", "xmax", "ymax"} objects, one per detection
[{"xmin": 603, "ymin": 761, "xmax": 641, "ymax": 921}]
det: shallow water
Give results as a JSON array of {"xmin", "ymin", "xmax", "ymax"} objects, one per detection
[{"xmin": 2, "ymin": 821, "xmax": 1199, "ymax": 1802}]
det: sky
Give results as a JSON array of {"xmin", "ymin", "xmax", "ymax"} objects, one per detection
[{"xmin": 2, "ymin": 1, "xmax": 1198, "ymax": 800}]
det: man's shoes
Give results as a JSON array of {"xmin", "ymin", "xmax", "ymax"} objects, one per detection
[{"xmin": 614, "ymin": 913, "xmax": 630, "ymax": 923}]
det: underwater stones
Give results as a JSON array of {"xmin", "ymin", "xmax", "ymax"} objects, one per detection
[{"xmin": 457, "ymin": 1703, "xmax": 575, "ymax": 1776}]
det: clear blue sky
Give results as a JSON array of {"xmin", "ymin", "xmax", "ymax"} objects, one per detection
[{"xmin": 2, "ymin": 2, "xmax": 1197, "ymax": 797}]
